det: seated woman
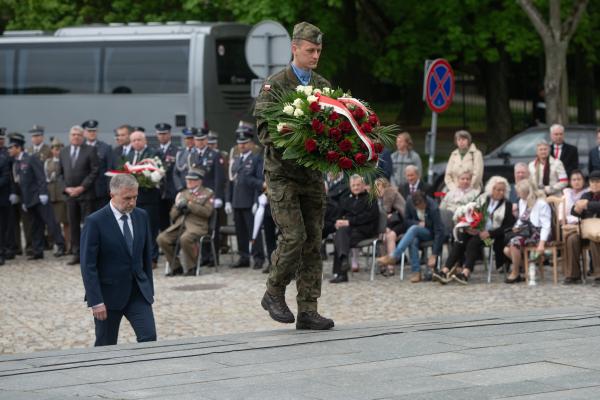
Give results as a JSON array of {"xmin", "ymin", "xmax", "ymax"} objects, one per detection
[
  {"xmin": 439, "ymin": 171, "xmax": 480, "ymax": 214},
  {"xmin": 434, "ymin": 176, "xmax": 514, "ymax": 285},
  {"xmin": 503, "ymin": 180, "xmax": 552, "ymax": 283},
  {"xmin": 376, "ymin": 191, "xmax": 445, "ymax": 283},
  {"xmin": 571, "ymin": 170, "xmax": 600, "ymax": 283},
  {"xmin": 528, "ymin": 140, "xmax": 568, "ymax": 197},
  {"xmin": 375, "ymin": 178, "xmax": 406, "ymax": 277},
  {"xmin": 560, "ymin": 170, "xmax": 589, "ymax": 284}
]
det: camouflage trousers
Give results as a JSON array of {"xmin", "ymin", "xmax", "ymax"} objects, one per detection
[{"xmin": 265, "ymin": 171, "xmax": 325, "ymax": 313}]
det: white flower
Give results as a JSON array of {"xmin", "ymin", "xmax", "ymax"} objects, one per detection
[
  {"xmin": 283, "ymin": 104, "xmax": 295, "ymax": 115},
  {"xmin": 150, "ymin": 170, "xmax": 163, "ymax": 183},
  {"xmin": 296, "ymin": 85, "xmax": 306, "ymax": 92},
  {"xmin": 142, "ymin": 170, "xmax": 152, "ymax": 177},
  {"xmin": 292, "ymin": 98, "xmax": 304, "ymax": 108},
  {"xmin": 303, "ymin": 86, "xmax": 313, "ymax": 96},
  {"xmin": 293, "ymin": 108, "xmax": 304, "ymax": 117},
  {"xmin": 277, "ymin": 122, "xmax": 287, "ymax": 132},
  {"xmin": 312, "ymin": 88, "xmax": 322, "ymax": 95},
  {"xmin": 322, "ymin": 87, "xmax": 331, "ymax": 94},
  {"xmin": 306, "ymin": 95, "xmax": 318, "ymax": 103}
]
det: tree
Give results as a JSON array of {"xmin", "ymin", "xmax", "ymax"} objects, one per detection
[{"xmin": 517, "ymin": 0, "xmax": 589, "ymax": 124}]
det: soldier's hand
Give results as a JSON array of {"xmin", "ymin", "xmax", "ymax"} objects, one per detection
[
  {"xmin": 8, "ymin": 194, "xmax": 19, "ymax": 205},
  {"xmin": 39, "ymin": 194, "xmax": 49, "ymax": 205},
  {"xmin": 225, "ymin": 202, "xmax": 233, "ymax": 215},
  {"xmin": 214, "ymin": 198, "xmax": 223, "ymax": 209}
]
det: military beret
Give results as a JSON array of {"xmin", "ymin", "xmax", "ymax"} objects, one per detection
[
  {"xmin": 182, "ymin": 127, "xmax": 197, "ymax": 137},
  {"xmin": 82, "ymin": 120, "xmax": 99, "ymax": 130},
  {"xmin": 207, "ymin": 131, "xmax": 218, "ymax": 144},
  {"xmin": 0, "ymin": 127, "xmax": 6, "ymax": 137},
  {"xmin": 185, "ymin": 167, "xmax": 205, "ymax": 180},
  {"xmin": 292, "ymin": 21, "xmax": 323, "ymax": 45},
  {"xmin": 194, "ymin": 128, "xmax": 209, "ymax": 140},
  {"xmin": 8, "ymin": 132, "xmax": 25, "ymax": 148},
  {"xmin": 155, "ymin": 122, "xmax": 171, "ymax": 133},
  {"xmin": 28, "ymin": 124, "xmax": 45, "ymax": 135},
  {"xmin": 590, "ymin": 170, "xmax": 600, "ymax": 181}
]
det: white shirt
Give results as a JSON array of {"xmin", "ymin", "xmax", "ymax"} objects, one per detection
[
  {"xmin": 160, "ymin": 142, "xmax": 171, "ymax": 153},
  {"xmin": 86, "ymin": 140, "xmax": 96, "ymax": 147},
  {"xmin": 122, "ymin": 144, "xmax": 131, "ymax": 155},
  {"xmin": 516, "ymin": 198, "xmax": 552, "ymax": 241},
  {"xmin": 240, "ymin": 151, "xmax": 251, "ymax": 163},
  {"xmin": 109, "ymin": 201, "xmax": 134, "ymax": 240},
  {"xmin": 33, "ymin": 144, "xmax": 42, "ymax": 153}
]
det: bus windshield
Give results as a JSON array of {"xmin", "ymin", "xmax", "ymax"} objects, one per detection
[{"xmin": 215, "ymin": 38, "xmax": 255, "ymax": 85}]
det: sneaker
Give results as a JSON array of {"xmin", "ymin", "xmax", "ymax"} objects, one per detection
[
  {"xmin": 453, "ymin": 272, "xmax": 469, "ymax": 285},
  {"xmin": 432, "ymin": 270, "xmax": 450, "ymax": 284},
  {"xmin": 296, "ymin": 311, "xmax": 334, "ymax": 330}
]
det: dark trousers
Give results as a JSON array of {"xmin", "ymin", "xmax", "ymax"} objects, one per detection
[
  {"xmin": 138, "ymin": 201, "xmax": 160, "ymax": 261},
  {"xmin": 93, "ymin": 282, "xmax": 156, "ymax": 347},
  {"xmin": 158, "ymin": 198, "xmax": 175, "ymax": 232},
  {"xmin": 67, "ymin": 198, "xmax": 93, "ymax": 257},
  {"xmin": 233, "ymin": 207, "xmax": 264, "ymax": 262},
  {"xmin": 0, "ymin": 205, "xmax": 8, "ymax": 256},
  {"xmin": 445, "ymin": 234, "xmax": 506, "ymax": 271},
  {"xmin": 333, "ymin": 226, "xmax": 372, "ymax": 275},
  {"xmin": 28, "ymin": 203, "xmax": 65, "ymax": 255}
]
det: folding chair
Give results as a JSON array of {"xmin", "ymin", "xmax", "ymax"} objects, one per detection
[{"xmin": 195, "ymin": 212, "xmax": 219, "ymax": 276}]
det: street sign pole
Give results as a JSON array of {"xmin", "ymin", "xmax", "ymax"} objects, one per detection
[{"xmin": 427, "ymin": 111, "xmax": 437, "ymax": 184}]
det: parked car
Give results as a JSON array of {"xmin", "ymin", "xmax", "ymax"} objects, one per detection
[{"xmin": 430, "ymin": 125, "xmax": 598, "ymax": 191}]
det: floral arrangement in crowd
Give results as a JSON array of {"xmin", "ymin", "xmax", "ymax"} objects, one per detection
[
  {"xmin": 106, "ymin": 157, "xmax": 165, "ymax": 189},
  {"xmin": 261, "ymin": 85, "xmax": 398, "ymax": 177},
  {"xmin": 453, "ymin": 202, "xmax": 492, "ymax": 246}
]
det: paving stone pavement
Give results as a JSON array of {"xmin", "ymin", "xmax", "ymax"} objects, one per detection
[{"xmin": 0, "ymin": 251, "xmax": 597, "ymax": 355}]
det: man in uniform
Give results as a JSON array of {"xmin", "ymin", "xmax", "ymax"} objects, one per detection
[
  {"xmin": 157, "ymin": 167, "xmax": 214, "ymax": 276},
  {"xmin": 0, "ymin": 128, "xmax": 9, "ymax": 265},
  {"xmin": 27, "ymin": 125, "xmax": 51, "ymax": 163},
  {"xmin": 113, "ymin": 124, "xmax": 133, "ymax": 168},
  {"xmin": 254, "ymin": 22, "xmax": 334, "ymax": 330},
  {"xmin": 226, "ymin": 129, "xmax": 265, "ymax": 269},
  {"xmin": 83, "ymin": 120, "xmax": 114, "ymax": 211},
  {"xmin": 8, "ymin": 133, "xmax": 65, "ymax": 259},
  {"xmin": 174, "ymin": 127, "xmax": 197, "ymax": 192},
  {"xmin": 155, "ymin": 123, "xmax": 179, "ymax": 232},
  {"xmin": 208, "ymin": 131, "xmax": 231, "ymax": 255}
]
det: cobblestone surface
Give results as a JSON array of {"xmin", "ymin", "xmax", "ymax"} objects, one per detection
[{"xmin": 0, "ymin": 251, "xmax": 596, "ymax": 354}]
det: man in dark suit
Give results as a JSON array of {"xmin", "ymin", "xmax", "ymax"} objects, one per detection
[
  {"xmin": 155, "ymin": 123, "xmax": 179, "ymax": 232},
  {"xmin": 0, "ymin": 129, "xmax": 10, "ymax": 265},
  {"xmin": 58, "ymin": 125, "xmax": 100, "ymax": 265},
  {"xmin": 113, "ymin": 124, "xmax": 133, "ymax": 169},
  {"xmin": 226, "ymin": 130, "xmax": 265, "ymax": 269},
  {"xmin": 128, "ymin": 130, "xmax": 160, "ymax": 267},
  {"xmin": 588, "ymin": 128, "xmax": 600, "ymax": 174},
  {"xmin": 8, "ymin": 133, "xmax": 65, "ymax": 259},
  {"xmin": 549, "ymin": 123, "xmax": 578, "ymax": 177},
  {"xmin": 83, "ymin": 120, "xmax": 115, "ymax": 211},
  {"xmin": 80, "ymin": 174, "xmax": 156, "ymax": 347},
  {"xmin": 400, "ymin": 165, "xmax": 432, "ymax": 199}
]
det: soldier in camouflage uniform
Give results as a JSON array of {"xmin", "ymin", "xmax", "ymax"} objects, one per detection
[{"xmin": 254, "ymin": 22, "xmax": 334, "ymax": 330}]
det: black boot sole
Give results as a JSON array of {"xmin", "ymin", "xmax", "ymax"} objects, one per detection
[
  {"xmin": 261, "ymin": 296, "xmax": 295, "ymax": 324},
  {"xmin": 296, "ymin": 320, "xmax": 335, "ymax": 330}
]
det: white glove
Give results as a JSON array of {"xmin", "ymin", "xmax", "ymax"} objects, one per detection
[
  {"xmin": 213, "ymin": 198, "xmax": 223, "ymax": 209},
  {"xmin": 225, "ymin": 202, "xmax": 233, "ymax": 214},
  {"xmin": 258, "ymin": 193, "xmax": 268, "ymax": 206},
  {"xmin": 39, "ymin": 194, "xmax": 49, "ymax": 205},
  {"xmin": 9, "ymin": 194, "xmax": 19, "ymax": 205},
  {"xmin": 252, "ymin": 203, "xmax": 258, "ymax": 215},
  {"xmin": 21, "ymin": 204, "xmax": 27, "ymax": 212}
]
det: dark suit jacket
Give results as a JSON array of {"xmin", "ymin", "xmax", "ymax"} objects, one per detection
[
  {"xmin": 58, "ymin": 144, "xmax": 100, "ymax": 200},
  {"xmin": 113, "ymin": 145, "xmax": 131, "ymax": 169},
  {"xmin": 80, "ymin": 205, "xmax": 154, "ymax": 310},
  {"xmin": 0, "ymin": 152, "xmax": 10, "ymax": 207},
  {"xmin": 227, "ymin": 152, "xmax": 264, "ymax": 209},
  {"xmin": 400, "ymin": 180, "xmax": 432, "ymax": 199},
  {"xmin": 11, "ymin": 153, "xmax": 48, "ymax": 208},
  {"xmin": 589, "ymin": 147, "xmax": 600, "ymax": 174},
  {"xmin": 404, "ymin": 197, "xmax": 445, "ymax": 255},
  {"xmin": 340, "ymin": 191, "xmax": 380, "ymax": 238},
  {"xmin": 89, "ymin": 140, "xmax": 115, "ymax": 198},
  {"xmin": 157, "ymin": 143, "xmax": 179, "ymax": 200},
  {"xmin": 550, "ymin": 142, "xmax": 578, "ymax": 176}
]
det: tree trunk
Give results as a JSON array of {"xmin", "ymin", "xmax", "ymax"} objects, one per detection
[
  {"xmin": 575, "ymin": 48, "xmax": 596, "ymax": 124},
  {"xmin": 543, "ymin": 42, "xmax": 568, "ymax": 125},
  {"xmin": 481, "ymin": 49, "xmax": 512, "ymax": 150}
]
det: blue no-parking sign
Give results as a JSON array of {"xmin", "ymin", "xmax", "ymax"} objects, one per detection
[{"xmin": 425, "ymin": 59, "xmax": 454, "ymax": 113}]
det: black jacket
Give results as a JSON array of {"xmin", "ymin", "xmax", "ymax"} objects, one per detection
[
  {"xmin": 228, "ymin": 152, "xmax": 264, "ymax": 209},
  {"xmin": 550, "ymin": 142, "xmax": 578, "ymax": 177},
  {"xmin": 11, "ymin": 152, "xmax": 48, "ymax": 209},
  {"xmin": 572, "ymin": 191, "xmax": 600, "ymax": 219},
  {"xmin": 157, "ymin": 143, "xmax": 179, "ymax": 200},
  {"xmin": 0, "ymin": 152, "xmax": 10, "ymax": 207},
  {"xmin": 589, "ymin": 147, "xmax": 600, "ymax": 174},
  {"xmin": 191, "ymin": 147, "xmax": 225, "ymax": 201},
  {"xmin": 58, "ymin": 144, "xmax": 100, "ymax": 200},
  {"xmin": 400, "ymin": 180, "xmax": 433, "ymax": 199},
  {"xmin": 340, "ymin": 191, "xmax": 379, "ymax": 238}
]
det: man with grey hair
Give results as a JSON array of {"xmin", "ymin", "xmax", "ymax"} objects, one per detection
[
  {"xmin": 330, "ymin": 174, "xmax": 380, "ymax": 283},
  {"xmin": 509, "ymin": 162, "xmax": 530, "ymax": 204},
  {"xmin": 400, "ymin": 164, "xmax": 432, "ymax": 199},
  {"xmin": 549, "ymin": 123, "xmax": 578, "ymax": 177},
  {"xmin": 80, "ymin": 174, "xmax": 156, "ymax": 346}
]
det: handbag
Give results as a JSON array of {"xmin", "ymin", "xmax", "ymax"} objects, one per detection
[
  {"xmin": 581, "ymin": 218, "xmax": 600, "ymax": 242},
  {"xmin": 503, "ymin": 222, "xmax": 533, "ymax": 244}
]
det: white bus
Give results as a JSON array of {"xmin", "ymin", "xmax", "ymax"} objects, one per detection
[{"xmin": 0, "ymin": 22, "xmax": 255, "ymax": 148}]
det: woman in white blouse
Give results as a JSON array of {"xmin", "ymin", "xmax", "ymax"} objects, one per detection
[
  {"xmin": 440, "ymin": 171, "xmax": 480, "ymax": 213},
  {"xmin": 503, "ymin": 179, "xmax": 552, "ymax": 283}
]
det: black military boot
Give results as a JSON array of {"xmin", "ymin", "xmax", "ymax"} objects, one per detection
[
  {"xmin": 261, "ymin": 291, "xmax": 295, "ymax": 323},
  {"xmin": 296, "ymin": 311, "xmax": 335, "ymax": 330}
]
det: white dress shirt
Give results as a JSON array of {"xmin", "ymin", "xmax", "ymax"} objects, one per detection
[{"xmin": 109, "ymin": 201, "xmax": 134, "ymax": 240}]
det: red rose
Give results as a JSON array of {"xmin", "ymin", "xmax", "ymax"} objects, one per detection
[
  {"xmin": 353, "ymin": 107, "xmax": 365, "ymax": 120},
  {"xmin": 311, "ymin": 119, "xmax": 324, "ymax": 134},
  {"xmin": 360, "ymin": 122, "xmax": 372, "ymax": 133},
  {"xmin": 354, "ymin": 152, "xmax": 367, "ymax": 165},
  {"xmin": 339, "ymin": 120, "xmax": 352, "ymax": 133},
  {"xmin": 328, "ymin": 127, "xmax": 342, "ymax": 141},
  {"xmin": 326, "ymin": 150, "xmax": 339, "ymax": 162},
  {"xmin": 368, "ymin": 114, "xmax": 379, "ymax": 126},
  {"xmin": 309, "ymin": 102, "xmax": 321, "ymax": 113},
  {"xmin": 338, "ymin": 157, "xmax": 353, "ymax": 169},
  {"xmin": 339, "ymin": 139, "xmax": 353, "ymax": 152},
  {"xmin": 359, "ymin": 142, "xmax": 367, "ymax": 150},
  {"xmin": 304, "ymin": 138, "xmax": 317, "ymax": 153},
  {"xmin": 374, "ymin": 142, "xmax": 384, "ymax": 153},
  {"xmin": 328, "ymin": 111, "xmax": 340, "ymax": 121}
]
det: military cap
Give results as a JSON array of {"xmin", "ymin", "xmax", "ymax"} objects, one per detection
[
  {"xmin": 590, "ymin": 170, "xmax": 600, "ymax": 181},
  {"xmin": 8, "ymin": 132, "xmax": 25, "ymax": 148},
  {"xmin": 236, "ymin": 130, "xmax": 253, "ymax": 144},
  {"xmin": 155, "ymin": 122, "xmax": 172, "ymax": 133},
  {"xmin": 50, "ymin": 137, "xmax": 64, "ymax": 148},
  {"xmin": 0, "ymin": 127, "xmax": 6, "ymax": 137},
  {"xmin": 133, "ymin": 126, "xmax": 145, "ymax": 132},
  {"xmin": 28, "ymin": 124, "xmax": 45, "ymax": 135},
  {"xmin": 82, "ymin": 120, "xmax": 99, "ymax": 130},
  {"xmin": 194, "ymin": 127, "xmax": 209, "ymax": 140},
  {"xmin": 292, "ymin": 21, "xmax": 323, "ymax": 45},
  {"xmin": 235, "ymin": 120, "xmax": 254, "ymax": 134},
  {"xmin": 207, "ymin": 131, "xmax": 218, "ymax": 144},
  {"xmin": 185, "ymin": 167, "xmax": 205, "ymax": 180},
  {"xmin": 182, "ymin": 127, "xmax": 197, "ymax": 137}
]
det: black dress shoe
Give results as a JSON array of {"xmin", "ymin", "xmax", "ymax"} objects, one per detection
[
  {"xmin": 53, "ymin": 248, "xmax": 65, "ymax": 257},
  {"xmin": 231, "ymin": 259, "xmax": 250, "ymax": 268},
  {"xmin": 27, "ymin": 254, "xmax": 44, "ymax": 260},
  {"xmin": 66, "ymin": 258, "xmax": 80, "ymax": 265},
  {"xmin": 166, "ymin": 266, "xmax": 183, "ymax": 276},
  {"xmin": 504, "ymin": 275, "xmax": 523, "ymax": 284},
  {"xmin": 562, "ymin": 277, "xmax": 581, "ymax": 285},
  {"xmin": 329, "ymin": 274, "xmax": 348, "ymax": 284},
  {"xmin": 261, "ymin": 291, "xmax": 295, "ymax": 323},
  {"xmin": 253, "ymin": 260, "xmax": 264, "ymax": 270},
  {"xmin": 296, "ymin": 311, "xmax": 335, "ymax": 330}
]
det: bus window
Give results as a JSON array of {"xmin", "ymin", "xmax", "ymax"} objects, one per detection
[
  {"xmin": 0, "ymin": 49, "xmax": 14, "ymax": 94},
  {"xmin": 215, "ymin": 38, "xmax": 255, "ymax": 85},
  {"xmin": 104, "ymin": 42, "xmax": 189, "ymax": 94},
  {"xmin": 16, "ymin": 46, "xmax": 100, "ymax": 94}
]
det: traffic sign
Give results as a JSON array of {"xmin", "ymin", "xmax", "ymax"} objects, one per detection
[
  {"xmin": 245, "ymin": 20, "xmax": 291, "ymax": 79},
  {"xmin": 424, "ymin": 59, "xmax": 454, "ymax": 113}
]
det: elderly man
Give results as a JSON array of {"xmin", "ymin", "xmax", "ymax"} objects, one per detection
[
  {"xmin": 157, "ymin": 167, "xmax": 213, "ymax": 276},
  {"xmin": 330, "ymin": 175, "xmax": 379, "ymax": 284},
  {"xmin": 254, "ymin": 21, "xmax": 334, "ymax": 330},
  {"xmin": 509, "ymin": 162, "xmax": 530, "ymax": 204},
  {"xmin": 399, "ymin": 165, "xmax": 432, "ymax": 199},
  {"xmin": 549, "ymin": 123, "xmax": 578, "ymax": 178}
]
